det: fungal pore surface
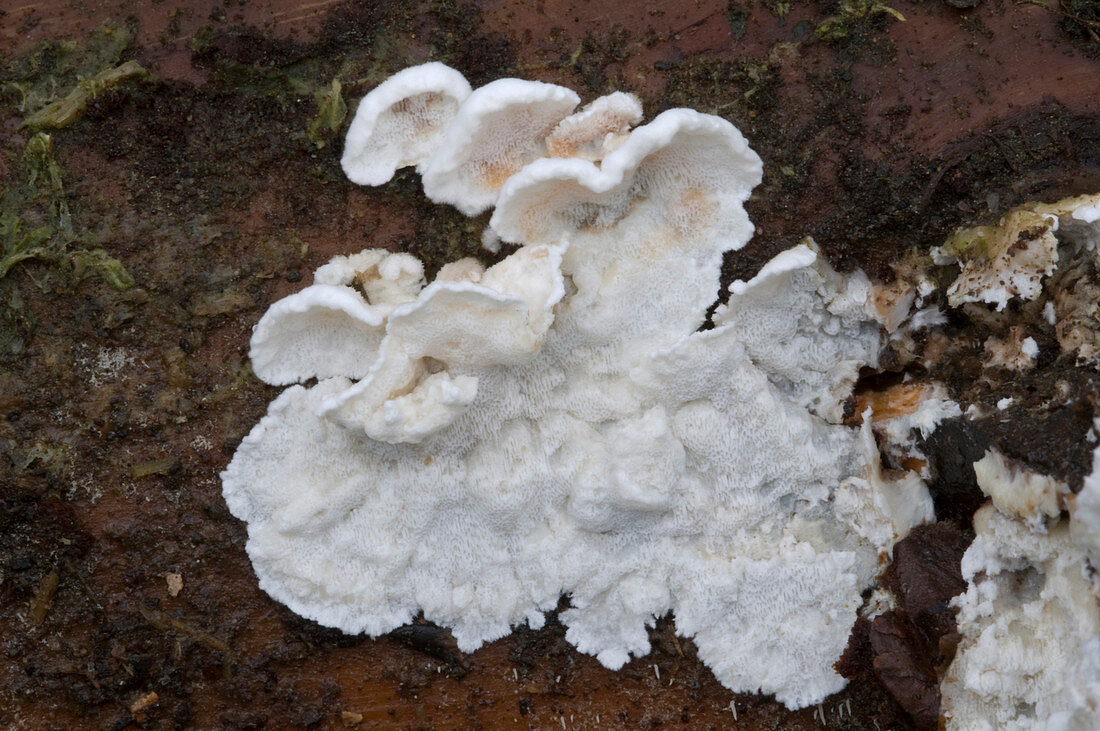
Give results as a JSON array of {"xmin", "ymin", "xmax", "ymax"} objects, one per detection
[{"xmin": 222, "ymin": 63, "xmax": 934, "ymax": 709}]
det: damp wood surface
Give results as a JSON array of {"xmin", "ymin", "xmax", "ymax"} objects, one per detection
[{"xmin": 1, "ymin": 1, "xmax": 1098, "ymax": 729}]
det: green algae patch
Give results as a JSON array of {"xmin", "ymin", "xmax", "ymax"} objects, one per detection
[
  {"xmin": 68, "ymin": 249, "xmax": 136, "ymax": 291},
  {"xmin": 23, "ymin": 60, "xmax": 151, "ymax": 130},
  {"xmin": 815, "ymin": 1, "xmax": 905, "ymax": 44},
  {"xmin": 4, "ymin": 23, "xmax": 137, "ymax": 125},
  {"xmin": 0, "ymin": 133, "xmax": 71, "ymax": 281},
  {"xmin": 0, "ymin": 133, "xmax": 133, "ymax": 290},
  {"xmin": 1, "ymin": 24, "xmax": 142, "ymax": 300},
  {"xmin": 307, "ymin": 77, "xmax": 348, "ymax": 149}
]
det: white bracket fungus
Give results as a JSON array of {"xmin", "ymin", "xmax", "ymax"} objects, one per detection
[
  {"xmin": 249, "ymin": 250, "xmax": 425, "ymax": 385},
  {"xmin": 341, "ymin": 62, "xmax": 472, "ymax": 186},
  {"xmin": 420, "ymin": 78, "xmax": 581, "ymax": 214},
  {"xmin": 544, "ymin": 91, "xmax": 642, "ymax": 160},
  {"xmin": 223, "ymin": 65, "xmax": 934, "ymax": 710}
]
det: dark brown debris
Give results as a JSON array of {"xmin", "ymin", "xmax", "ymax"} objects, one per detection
[{"xmin": 838, "ymin": 523, "xmax": 971, "ymax": 730}]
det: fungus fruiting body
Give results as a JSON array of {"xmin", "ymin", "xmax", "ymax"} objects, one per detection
[
  {"xmin": 943, "ymin": 503, "xmax": 1100, "ymax": 729},
  {"xmin": 224, "ymin": 64, "xmax": 933, "ymax": 709},
  {"xmin": 914, "ymin": 195, "xmax": 1100, "ymax": 729}
]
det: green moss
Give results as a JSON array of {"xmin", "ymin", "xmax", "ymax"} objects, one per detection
[
  {"xmin": 210, "ymin": 59, "xmax": 323, "ymax": 107},
  {"xmin": 762, "ymin": 0, "xmax": 791, "ymax": 20},
  {"xmin": 662, "ymin": 56, "xmax": 777, "ymax": 117},
  {"xmin": 558, "ymin": 26, "xmax": 632, "ymax": 95},
  {"xmin": 425, "ymin": 0, "xmax": 516, "ymax": 85}
]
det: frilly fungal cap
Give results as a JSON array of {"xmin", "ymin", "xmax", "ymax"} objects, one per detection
[
  {"xmin": 544, "ymin": 91, "xmax": 642, "ymax": 160},
  {"xmin": 420, "ymin": 78, "xmax": 580, "ymax": 214},
  {"xmin": 341, "ymin": 62, "xmax": 472, "ymax": 186}
]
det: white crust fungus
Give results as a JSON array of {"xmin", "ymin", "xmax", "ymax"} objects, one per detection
[
  {"xmin": 1046, "ymin": 193, "xmax": 1100, "ymax": 364},
  {"xmin": 1071, "ymin": 421, "xmax": 1100, "ymax": 569},
  {"xmin": 936, "ymin": 193, "xmax": 1100, "ymax": 313},
  {"xmin": 936, "ymin": 206, "xmax": 1061, "ymax": 311},
  {"xmin": 716, "ymin": 241, "xmax": 879, "ymax": 422},
  {"xmin": 942, "ymin": 505, "xmax": 1100, "ymax": 730},
  {"xmin": 224, "ymin": 67, "xmax": 935, "ymax": 711},
  {"xmin": 943, "ymin": 420, "xmax": 1100, "ymax": 729},
  {"xmin": 341, "ymin": 63, "xmax": 472, "ymax": 186},
  {"xmin": 983, "ymin": 327, "xmax": 1039, "ymax": 371},
  {"xmin": 973, "ymin": 447, "xmax": 1070, "ymax": 531},
  {"xmin": 869, "ymin": 193, "xmax": 1100, "ymax": 730}
]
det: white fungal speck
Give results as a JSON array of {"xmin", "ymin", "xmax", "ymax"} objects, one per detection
[{"xmin": 1043, "ymin": 300, "xmax": 1057, "ymax": 325}]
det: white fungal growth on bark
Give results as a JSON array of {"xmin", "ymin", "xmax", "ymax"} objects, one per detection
[{"xmin": 223, "ymin": 63, "xmax": 933, "ymax": 710}]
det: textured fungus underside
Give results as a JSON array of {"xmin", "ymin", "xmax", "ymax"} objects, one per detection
[{"xmin": 223, "ymin": 65, "xmax": 932, "ymax": 709}]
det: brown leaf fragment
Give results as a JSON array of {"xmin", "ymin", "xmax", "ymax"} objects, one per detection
[
  {"xmin": 165, "ymin": 572, "xmax": 183, "ymax": 597},
  {"xmin": 28, "ymin": 569, "xmax": 59, "ymax": 626},
  {"xmin": 139, "ymin": 605, "xmax": 234, "ymax": 674},
  {"xmin": 834, "ymin": 616, "xmax": 874, "ymax": 681},
  {"xmin": 881, "ymin": 522, "xmax": 969, "ymax": 621},
  {"xmin": 870, "ymin": 611, "xmax": 940, "ymax": 730},
  {"xmin": 131, "ymin": 458, "xmax": 177, "ymax": 478},
  {"xmin": 139, "ymin": 605, "xmax": 229, "ymax": 652},
  {"xmin": 190, "ymin": 289, "xmax": 253, "ymax": 317},
  {"xmin": 130, "ymin": 691, "xmax": 159, "ymax": 723}
]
